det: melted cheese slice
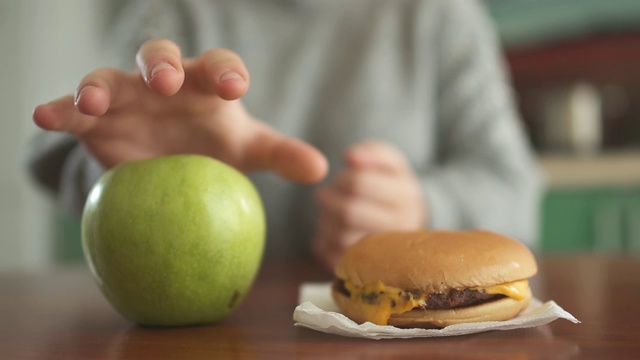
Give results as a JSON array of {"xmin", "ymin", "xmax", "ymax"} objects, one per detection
[
  {"xmin": 344, "ymin": 279, "xmax": 529, "ymax": 325},
  {"xmin": 344, "ymin": 280, "xmax": 425, "ymax": 325},
  {"xmin": 475, "ymin": 280, "xmax": 529, "ymax": 301}
]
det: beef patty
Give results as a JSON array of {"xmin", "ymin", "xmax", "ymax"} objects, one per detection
[{"xmin": 333, "ymin": 279, "xmax": 505, "ymax": 310}]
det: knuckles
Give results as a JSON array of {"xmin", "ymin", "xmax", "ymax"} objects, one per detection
[{"xmin": 337, "ymin": 170, "xmax": 368, "ymax": 197}]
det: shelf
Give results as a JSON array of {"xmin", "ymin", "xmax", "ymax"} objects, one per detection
[{"xmin": 538, "ymin": 150, "xmax": 640, "ymax": 188}]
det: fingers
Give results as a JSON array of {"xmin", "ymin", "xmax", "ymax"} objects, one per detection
[
  {"xmin": 313, "ymin": 206, "xmax": 368, "ymax": 271},
  {"xmin": 136, "ymin": 39, "xmax": 253, "ymax": 100},
  {"xmin": 38, "ymin": 67, "xmax": 138, "ymax": 135},
  {"xmin": 345, "ymin": 139, "xmax": 411, "ymax": 173},
  {"xmin": 314, "ymin": 186, "xmax": 386, "ymax": 270},
  {"xmin": 312, "ymin": 225, "xmax": 366, "ymax": 271},
  {"xmin": 315, "ymin": 186, "xmax": 395, "ymax": 231},
  {"xmin": 136, "ymin": 39, "xmax": 185, "ymax": 96},
  {"xmin": 334, "ymin": 169, "xmax": 404, "ymax": 207},
  {"xmin": 36, "ymin": 56, "xmax": 169, "ymax": 135},
  {"xmin": 137, "ymin": 41, "xmax": 250, "ymax": 99},
  {"xmin": 311, "ymin": 140, "xmax": 427, "ymax": 268},
  {"xmin": 34, "ymin": 40, "xmax": 180, "ymax": 134},
  {"xmin": 312, "ymin": 186, "xmax": 378, "ymax": 271},
  {"xmin": 312, "ymin": 174, "xmax": 424, "ymax": 269},
  {"xmin": 185, "ymin": 48, "xmax": 250, "ymax": 100},
  {"xmin": 33, "ymin": 96, "xmax": 98, "ymax": 135},
  {"xmin": 74, "ymin": 68, "xmax": 139, "ymax": 116}
]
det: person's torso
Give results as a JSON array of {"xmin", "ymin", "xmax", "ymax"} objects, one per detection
[{"xmin": 180, "ymin": 0, "xmax": 444, "ymax": 255}]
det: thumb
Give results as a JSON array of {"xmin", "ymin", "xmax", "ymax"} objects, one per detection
[{"xmin": 245, "ymin": 125, "xmax": 328, "ymax": 184}]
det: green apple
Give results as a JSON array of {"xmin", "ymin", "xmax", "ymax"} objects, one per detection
[{"xmin": 81, "ymin": 154, "xmax": 265, "ymax": 326}]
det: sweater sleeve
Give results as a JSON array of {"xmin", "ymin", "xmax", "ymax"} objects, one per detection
[{"xmin": 422, "ymin": 0, "xmax": 544, "ymax": 247}]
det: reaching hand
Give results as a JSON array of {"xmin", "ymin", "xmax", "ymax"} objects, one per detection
[
  {"xmin": 32, "ymin": 39, "xmax": 327, "ymax": 184},
  {"xmin": 312, "ymin": 140, "xmax": 427, "ymax": 270}
]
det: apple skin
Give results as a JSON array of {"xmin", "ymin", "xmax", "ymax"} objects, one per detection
[{"xmin": 81, "ymin": 154, "xmax": 265, "ymax": 326}]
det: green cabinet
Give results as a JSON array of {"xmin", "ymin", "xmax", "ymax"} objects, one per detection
[{"xmin": 541, "ymin": 187, "xmax": 640, "ymax": 253}]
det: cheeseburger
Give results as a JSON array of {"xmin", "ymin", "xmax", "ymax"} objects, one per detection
[{"xmin": 331, "ymin": 230, "xmax": 537, "ymax": 328}]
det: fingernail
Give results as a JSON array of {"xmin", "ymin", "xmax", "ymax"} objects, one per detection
[
  {"xmin": 74, "ymin": 85, "xmax": 96, "ymax": 106},
  {"xmin": 219, "ymin": 70, "xmax": 243, "ymax": 83},
  {"xmin": 150, "ymin": 61, "xmax": 175, "ymax": 80}
]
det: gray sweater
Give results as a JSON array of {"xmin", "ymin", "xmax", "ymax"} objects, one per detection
[{"xmin": 29, "ymin": 0, "xmax": 543, "ymax": 256}]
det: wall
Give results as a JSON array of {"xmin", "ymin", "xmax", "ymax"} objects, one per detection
[{"xmin": 0, "ymin": 0, "xmax": 106, "ymax": 270}]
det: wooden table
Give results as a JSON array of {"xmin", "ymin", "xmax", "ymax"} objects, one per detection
[{"xmin": 1, "ymin": 255, "xmax": 639, "ymax": 359}]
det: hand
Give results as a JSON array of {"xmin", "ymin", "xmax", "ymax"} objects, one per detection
[
  {"xmin": 312, "ymin": 140, "xmax": 427, "ymax": 270},
  {"xmin": 32, "ymin": 39, "xmax": 327, "ymax": 183}
]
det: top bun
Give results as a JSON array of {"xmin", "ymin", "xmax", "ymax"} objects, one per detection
[{"xmin": 334, "ymin": 230, "xmax": 537, "ymax": 293}]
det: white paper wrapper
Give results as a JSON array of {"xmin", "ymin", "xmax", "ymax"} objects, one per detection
[{"xmin": 293, "ymin": 282, "xmax": 580, "ymax": 339}]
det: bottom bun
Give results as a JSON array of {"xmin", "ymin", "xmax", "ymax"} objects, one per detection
[{"xmin": 332, "ymin": 288, "xmax": 532, "ymax": 329}]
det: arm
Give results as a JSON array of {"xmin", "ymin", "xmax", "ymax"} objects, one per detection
[
  {"xmin": 423, "ymin": 0, "xmax": 543, "ymax": 246},
  {"xmin": 312, "ymin": 0, "xmax": 543, "ymax": 269}
]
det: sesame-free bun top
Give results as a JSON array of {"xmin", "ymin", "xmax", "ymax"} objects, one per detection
[{"xmin": 334, "ymin": 230, "xmax": 537, "ymax": 293}]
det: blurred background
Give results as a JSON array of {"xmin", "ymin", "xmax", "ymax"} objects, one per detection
[{"xmin": 1, "ymin": 0, "xmax": 639, "ymax": 271}]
